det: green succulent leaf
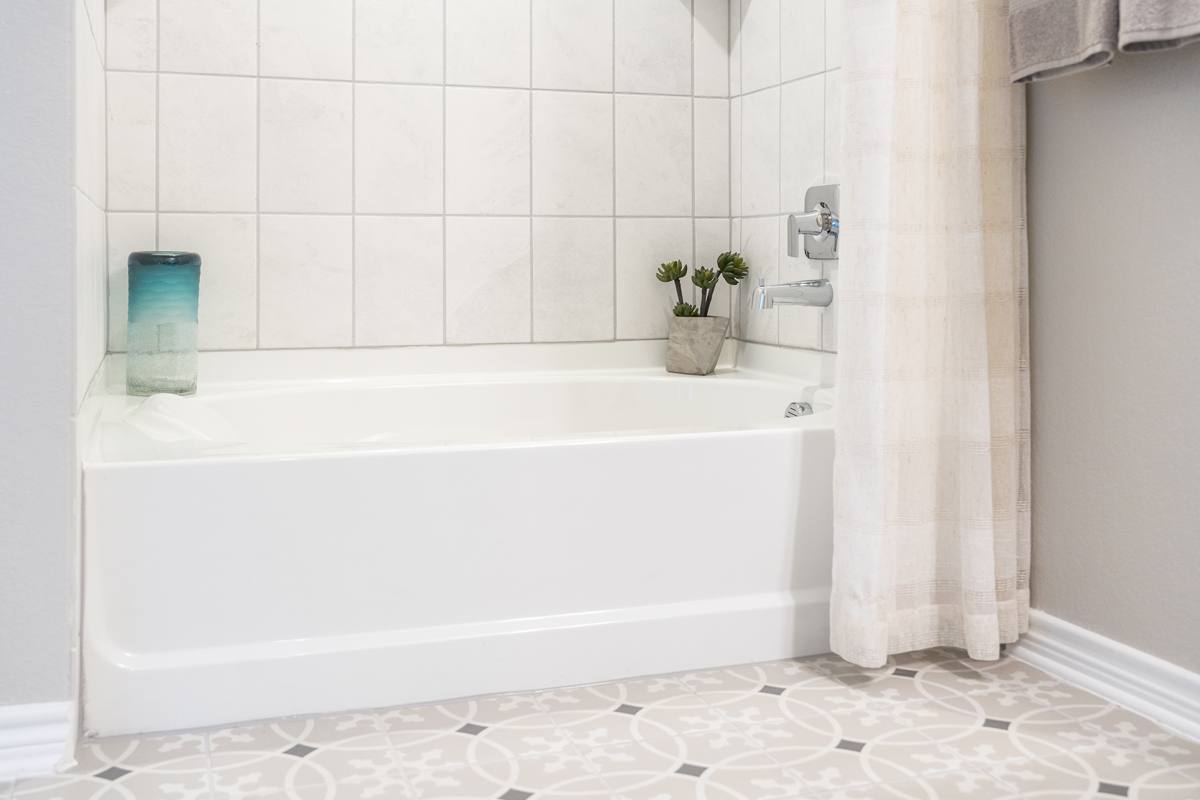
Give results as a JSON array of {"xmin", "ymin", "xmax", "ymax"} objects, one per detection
[
  {"xmin": 655, "ymin": 260, "xmax": 688, "ymax": 282},
  {"xmin": 691, "ymin": 266, "xmax": 720, "ymax": 290},
  {"xmin": 717, "ymin": 251, "xmax": 748, "ymax": 284},
  {"xmin": 672, "ymin": 302, "xmax": 701, "ymax": 317}
]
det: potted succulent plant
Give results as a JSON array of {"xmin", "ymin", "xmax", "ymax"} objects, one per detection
[{"xmin": 656, "ymin": 252, "xmax": 749, "ymax": 375}]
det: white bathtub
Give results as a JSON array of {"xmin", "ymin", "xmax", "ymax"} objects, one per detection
[{"xmin": 81, "ymin": 340, "xmax": 836, "ymax": 737}]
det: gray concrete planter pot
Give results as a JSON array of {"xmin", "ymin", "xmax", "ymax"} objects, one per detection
[{"xmin": 665, "ymin": 316, "xmax": 729, "ymax": 375}]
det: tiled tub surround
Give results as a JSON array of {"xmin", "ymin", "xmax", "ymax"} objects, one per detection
[
  {"xmin": 80, "ymin": 341, "xmax": 836, "ymax": 737},
  {"xmin": 14, "ymin": 650, "xmax": 1200, "ymax": 800},
  {"xmin": 103, "ymin": 0, "xmax": 742, "ymax": 353},
  {"xmin": 730, "ymin": 0, "xmax": 842, "ymax": 352}
]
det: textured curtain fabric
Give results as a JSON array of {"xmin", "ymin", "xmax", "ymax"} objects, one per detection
[{"xmin": 831, "ymin": 0, "xmax": 1031, "ymax": 667}]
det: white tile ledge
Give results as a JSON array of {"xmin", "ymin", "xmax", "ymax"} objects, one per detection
[
  {"xmin": 0, "ymin": 701, "xmax": 71, "ymax": 780},
  {"xmin": 96, "ymin": 340, "xmax": 834, "ymax": 390},
  {"xmin": 1009, "ymin": 608, "xmax": 1200, "ymax": 743}
]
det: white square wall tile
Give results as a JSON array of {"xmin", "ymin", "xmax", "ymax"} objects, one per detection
[
  {"xmin": 778, "ymin": 218, "xmax": 823, "ymax": 349},
  {"xmin": 446, "ymin": 0, "xmax": 531, "ymax": 88},
  {"xmin": 614, "ymin": 0, "xmax": 692, "ymax": 95},
  {"xmin": 107, "ymin": 212, "xmax": 157, "ymax": 351},
  {"xmin": 261, "ymin": 0, "xmax": 353, "ymax": 80},
  {"xmin": 355, "ymin": 84, "xmax": 443, "ymax": 215},
  {"xmin": 532, "ymin": 91, "xmax": 613, "ymax": 216},
  {"xmin": 824, "ymin": 69, "xmax": 841, "ymax": 183},
  {"xmin": 260, "ymin": 79, "xmax": 353, "ymax": 214},
  {"xmin": 615, "ymin": 95, "xmax": 692, "ymax": 217},
  {"xmin": 158, "ymin": 0, "xmax": 257, "ymax": 76},
  {"xmin": 107, "ymin": 0, "xmax": 156, "ymax": 71},
  {"xmin": 730, "ymin": 96, "xmax": 742, "ymax": 216},
  {"xmin": 741, "ymin": 85, "xmax": 780, "ymax": 216},
  {"xmin": 259, "ymin": 216, "xmax": 354, "ymax": 348},
  {"xmin": 822, "ymin": 263, "xmax": 838, "ymax": 351},
  {"xmin": 614, "ymin": 217, "xmax": 693, "ymax": 340},
  {"xmin": 532, "ymin": 0, "xmax": 612, "ymax": 92},
  {"xmin": 445, "ymin": 87, "xmax": 531, "ymax": 215},
  {"xmin": 355, "ymin": 216, "xmax": 444, "ymax": 346},
  {"xmin": 75, "ymin": 26, "xmax": 106, "ymax": 206},
  {"xmin": 729, "ymin": 0, "xmax": 742, "ymax": 96},
  {"xmin": 694, "ymin": 0, "xmax": 730, "ymax": 97},
  {"xmin": 84, "ymin": 0, "xmax": 105, "ymax": 63},
  {"xmin": 737, "ymin": 215, "xmax": 779, "ymax": 343},
  {"xmin": 740, "ymin": 0, "xmax": 780, "ymax": 93},
  {"xmin": 825, "ymin": 0, "xmax": 842, "ymax": 69},
  {"xmin": 695, "ymin": 217, "xmax": 732, "ymax": 319},
  {"xmin": 781, "ymin": 0, "xmax": 825, "ymax": 82},
  {"xmin": 780, "ymin": 74, "xmax": 824, "ymax": 213},
  {"xmin": 107, "ymin": 71, "xmax": 155, "ymax": 211},
  {"xmin": 158, "ymin": 214, "xmax": 258, "ymax": 350},
  {"xmin": 446, "ymin": 217, "xmax": 531, "ymax": 344},
  {"xmin": 355, "ymin": 0, "xmax": 443, "ymax": 84},
  {"xmin": 158, "ymin": 74, "xmax": 257, "ymax": 212},
  {"xmin": 76, "ymin": 193, "xmax": 106, "ymax": 405},
  {"xmin": 695, "ymin": 98, "xmax": 730, "ymax": 218},
  {"xmin": 729, "ymin": 216, "xmax": 741, "ymax": 331},
  {"xmin": 532, "ymin": 217, "xmax": 614, "ymax": 342}
]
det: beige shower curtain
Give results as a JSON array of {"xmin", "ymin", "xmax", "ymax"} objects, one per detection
[{"xmin": 831, "ymin": 0, "xmax": 1031, "ymax": 666}]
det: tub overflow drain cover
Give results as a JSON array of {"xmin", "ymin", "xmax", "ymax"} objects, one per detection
[{"xmin": 785, "ymin": 402, "xmax": 813, "ymax": 418}]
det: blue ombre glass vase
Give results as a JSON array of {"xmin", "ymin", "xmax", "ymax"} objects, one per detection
[{"xmin": 126, "ymin": 251, "xmax": 201, "ymax": 396}]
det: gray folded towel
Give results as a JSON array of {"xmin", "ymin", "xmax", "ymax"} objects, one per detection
[
  {"xmin": 1119, "ymin": 0, "xmax": 1200, "ymax": 51},
  {"xmin": 1009, "ymin": 0, "xmax": 1119, "ymax": 82}
]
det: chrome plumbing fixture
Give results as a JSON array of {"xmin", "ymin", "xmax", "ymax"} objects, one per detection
[
  {"xmin": 750, "ymin": 278, "xmax": 834, "ymax": 309},
  {"xmin": 788, "ymin": 184, "xmax": 840, "ymax": 259},
  {"xmin": 785, "ymin": 402, "xmax": 813, "ymax": 418}
]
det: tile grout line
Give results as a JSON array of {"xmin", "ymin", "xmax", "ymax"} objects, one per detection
[
  {"xmin": 351, "ymin": 0, "xmax": 357, "ymax": 346},
  {"xmin": 373, "ymin": 711, "xmax": 421, "ymax": 800},
  {"xmin": 611, "ymin": 0, "xmax": 617, "ymax": 343},
  {"xmin": 441, "ymin": 0, "xmax": 447, "ymax": 347},
  {"xmin": 674, "ymin": 665, "xmax": 820, "ymax": 795},
  {"xmin": 203, "ymin": 731, "xmax": 217, "ymax": 800},
  {"xmin": 112, "ymin": 210, "xmax": 736, "ymax": 220},
  {"xmin": 777, "ymin": 0, "xmax": 783, "ymax": 348},
  {"xmin": 255, "ymin": 0, "xmax": 261, "ymax": 349},
  {"xmin": 523, "ymin": 693, "xmax": 613, "ymax": 790},
  {"xmin": 528, "ymin": 0, "xmax": 534, "ymax": 344},
  {"xmin": 154, "ymin": 0, "xmax": 160, "ymax": 251},
  {"xmin": 103, "ymin": 66, "xmax": 732, "ymax": 98}
]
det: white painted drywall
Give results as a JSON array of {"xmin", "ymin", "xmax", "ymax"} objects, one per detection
[
  {"xmin": 0, "ymin": 2, "xmax": 79, "ymax": 704},
  {"xmin": 1028, "ymin": 45, "xmax": 1200, "ymax": 673}
]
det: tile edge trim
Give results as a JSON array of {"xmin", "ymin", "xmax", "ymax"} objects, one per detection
[{"xmin": 1009, "ymin": 609, "xmax": 1200, "ymax": 744}]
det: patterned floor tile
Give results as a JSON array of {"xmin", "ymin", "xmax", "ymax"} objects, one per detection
[
  {"xmin": 585, "ymin": 730, "xmax": 805, "ymax": 800},
  {"xmin": 235, "ymin": 784, "xmax": 413, "ymax": 800},
  {"xmin": 208, "ymin": 714, "xmax": 406, "ymax": 798},
  {"xmin": 542, "ymin": 689, "xmax": 731, "ymax": 749},
  {"xmin": 1133, "ymin": 764, "xmax": 1200, "ymax": 799},
  {"xmin": 14, "ymin": 649, "xmax": 1200, "ymax": 800},
  {"xmin": 14, "ymin": 734, "xmax": 213, "ymax": 800},
  {"xmin": 536, "ymin": 677, "xmax": 692, "ymax": 715},
  {"xmin": 803, "ymin": 769, "xmax": 1024, "ymax": 799},
  {"xmin": 408, "ymin": 751, "xmax": 610, "ymax": 799},
  {"xmin": 741, "ymin": 713, "xmax": 943, "ymax": 791},
  {"xmin": 380, "ymin": 697, "xmax": 570, "ymax": 772},
  {"xmin": 684, "ymin": 661, "xmax": 870, "ymax": 725}
]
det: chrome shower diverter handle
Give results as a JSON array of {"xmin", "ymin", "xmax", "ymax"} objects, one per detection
[
  {"xmin": 787, "ymin": 184, "xmax": 840, "ymax": 260},
  {"xmin": 787, "ymin": 203, "xmax": 839, "ymax": 258}
]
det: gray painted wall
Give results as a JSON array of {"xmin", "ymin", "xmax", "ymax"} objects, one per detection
[
  {"xmin": 1028, "ymin": 45, "xmax": 1200, "ymax": 673},
  {"xmin": 0, "ymin": 3, "xmax": 78, "ymax": 704}
]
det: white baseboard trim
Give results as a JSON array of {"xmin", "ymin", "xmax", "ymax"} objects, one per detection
[
  {"xmin": 1008, "ymin": 609, "xmax": 1200, "ymax": 743},
  {"xmin": 0, "ymin": 701, "xmax": 71, "ymax": 779}
]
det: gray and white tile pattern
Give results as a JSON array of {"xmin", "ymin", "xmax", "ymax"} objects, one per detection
[{"xmin": 12, "ymin": 649, "xmax": 1200, "ymax": 799}]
